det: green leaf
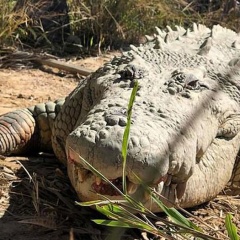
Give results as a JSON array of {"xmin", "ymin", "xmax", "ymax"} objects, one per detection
[
  {"xmin": 225, "ymin": 213, "xmax": 239, "ymax": 240},
  {"xmin": 166, "ymin": 208, "xmax": 200, "ymax": 231},
  {"xmin": 96, "ymin": 204, "xmax": 122, "ymax": 219},
  {"xmin": 101, "ymin": 204, "xmax": 124, "ymax": 214},
  {"xmin": 151, "ymin": 194, "xmax": 201, "ymax": 231},
  {"xmin": 95, "ymin": 205, "xmax": 156, "ymax": 233}
]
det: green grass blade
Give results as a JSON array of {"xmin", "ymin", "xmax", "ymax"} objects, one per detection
[
  {"xmin": 95, "ymin": 204, "xmax": 158, "ymax": 231},
  {"xmin": 131, "ymin": 174, "xmax": 202, "ymax": 232},
  {"xmin": 225, "ymin": 213, "xmax": 239, "ymax": 240},
  {"xmin": 164, "ymin": 207, "xmax": 201, "ymax": 231},
  {"xmin": 76, "ymin": 200, "xmax": 105, "ymax": 206},
  {"xmin": 122, "ymin": 80, "xmax": 139, "ymax": 194},
  {"xmin": 93, "ymin": 219, "xmax": 134, "ymax": 228},
  {"xmin": 96, "ymin": 204, "xmax": 122, "ymax": 219},
  {"xmin": 151, "ymin": 193, "xmax": 201, "ymax": 231}
]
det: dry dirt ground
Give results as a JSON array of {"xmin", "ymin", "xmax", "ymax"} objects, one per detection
[{"xmin": 0, "ymin": 53, "xmax": 239, "ymax": 240}]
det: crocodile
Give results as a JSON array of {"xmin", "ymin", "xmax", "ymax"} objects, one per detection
[{"xmin": 1, "ymin": 24, "xmax": 240, "ymax": 212}]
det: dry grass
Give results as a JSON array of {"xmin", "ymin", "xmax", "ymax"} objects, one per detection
[
  {"xmin": 1, "ymin": 0, "xmax": 240, "ymax": 50},
  {"xmin": 0, "ymin": 156, "xmax": 105, "ymax": 240},
  {"xmin": 0, "ymin": 0, "xmax": 29, "ymax": 47},
  {"xmin": 67, "ymin": 0, "xmax": 240, "ymax": 49}
]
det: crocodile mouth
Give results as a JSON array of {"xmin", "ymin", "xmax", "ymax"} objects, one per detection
[
  {"xmin": 66, "ymin": 148, "xmax": 178, "ymax": 202},
  {"xmin": 67, "ymin": 148, "xmax": 141, "ymax": 196},
  {"xmin": 91, "ymin": 177, "xmax": 123, "ymax": 196}
]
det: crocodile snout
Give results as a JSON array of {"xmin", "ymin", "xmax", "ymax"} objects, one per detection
[
  {"xmin": 66, "ymin": 145, "xmax": 175, "ymax": 202},
  {"xmin": 65, "ymin": 110, "xmax": 197, "ymax": 205}
]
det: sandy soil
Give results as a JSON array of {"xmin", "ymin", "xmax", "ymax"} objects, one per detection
[
  {"xmin": 0, "ymin": 53, "xmax": 122, "ymax": 240},
  {"xmin": 0, "ymin": 54, "xmax": 113, "ymax": 114},
  {"xmin": 0, "ymin": 53, "xmax": 239, "ymax": 240}
]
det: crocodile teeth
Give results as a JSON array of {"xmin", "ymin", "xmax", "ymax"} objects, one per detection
[
  {"xmin": 127, "ymin": 182, "xmax": 138, "ymax": 194},
  {"xmin": 156, "ymin": 181, "xmax": 164, "ymax": 194},
  {"xmin": 95, "ymin": 176, "xmax": 102, "ymax": 186},
  {"xmin": 162, "ymin": 183, "xmax": 177, "ymax": 203},
  {"xmin": 78, "ymin": 169, "xmax": 88, "ymax": 183},
  {"xmin": 169, "ymin": 183, "xmax": 177, "ymax": 202},
  {"xmin": 176, "ymin": 182, "xmax": 186, "ymax": 199},
  {"xmin": 154, "ymin": 174, "xmax": 168, "ymax": 185},
  {"xmin": 165, "ymin": 174, "xmax": 172, "ymax": 186}
]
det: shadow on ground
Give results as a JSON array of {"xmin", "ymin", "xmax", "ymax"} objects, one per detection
[{"xmin": 0, "ymin": 155, "xmax": 107, "ymax": 240}]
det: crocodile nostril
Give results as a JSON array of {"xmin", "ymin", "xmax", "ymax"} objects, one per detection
[
  {"xmin": 119, "ymin": 117, "xmax": 127, "ymax": 126},
  {"xmin": 105, "ymin": 115, "xmax": 119, "ymax": 126}
]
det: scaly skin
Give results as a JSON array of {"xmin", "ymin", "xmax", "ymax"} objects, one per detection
[
  {"xmin": 0, "ymin": 99, "xmax": 64, "ymax": 154},
  {"xmin": 1, "ymin": 24, "xmax": 240, "ymax": 211}
]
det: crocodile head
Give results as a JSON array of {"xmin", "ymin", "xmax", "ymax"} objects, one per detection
[{"xmin": 62, "ymin": 25, "xmax": 240, "ymax": 211}]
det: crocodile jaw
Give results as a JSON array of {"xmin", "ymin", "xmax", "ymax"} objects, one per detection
[
  {"xmin": 66, "ymin": 146, "xmax": 176, "ymax": 205},
  {"xmin": 66, "ymin": 128, "xmax": 240, "ymax": 211}
]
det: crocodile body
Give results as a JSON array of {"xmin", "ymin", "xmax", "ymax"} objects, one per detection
[{"xmin": 1, "ymin": 24, "xmax": 240, "ymax": 211}]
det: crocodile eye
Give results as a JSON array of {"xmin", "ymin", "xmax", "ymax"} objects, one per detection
[
  {"xmin": 119, "ymin": 64, "xmax": 144, "ymax": 80},
  {"xmin": 125, "ymin": 65, "xmax": 136, "ymax": 78},
  {"xmin": 184, "ymin": 74, "xmax": 200, "ymax": 90},
  {"xmin": 186, "ymin": 79, "xmax": 199, "ymax": 89}
]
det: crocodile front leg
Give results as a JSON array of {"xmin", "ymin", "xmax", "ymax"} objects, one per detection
[{"xmin": 0, "ymin": 99, "xmax": 64, "ymax": 156}]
